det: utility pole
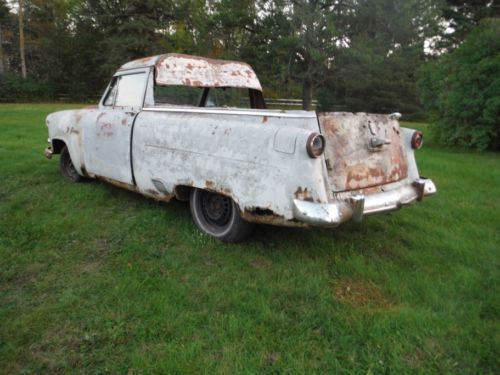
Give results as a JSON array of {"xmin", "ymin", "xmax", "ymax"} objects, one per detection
[{"xmin": 18, "ymin": 0, "xmax": 26, "ymax": 78}]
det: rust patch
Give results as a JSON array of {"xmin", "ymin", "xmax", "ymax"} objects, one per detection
[
  {"xmin": 96, "ymin": 176, "xmax": 137, "ymax": 193},
  {"xmin": 318, "ymin": 113, "xmax": 408, "ymax": 192},
  {"xmin": 75, "ymin": 111, "xmax": 83, "ymax": 124},
  {"xmin": 241, "ymin": 207, "xmax": 307, "ymax": 227},
  {"xmin": 121, "ymin": 118, "xmax": 127, "ymax": 125},
  {"xmin": 261, "ymin": 116, "xmax": 268, "ymax": 124},
  {"xmin": 80, "ymin": 164, "xmax": 88, "ymax": 177},
  {"xmin": 294, "ymin": 187, "xmax": 314, "ymax": 202},
  {"xmin": 333, "ymin": 279, "xmax": 392, "ymax": 308},
  {"xmin": 146, "ymin": 189, "xmax": 159, "ymax": 196},
  {"xmin": 98, "ymin": 123, "xmax": 113, "ymax": 137},
  {"xmin": 204, "ymin": 181, "xmax": 232, "ymax": 196},
  {"xmin": 97, "ymin": 112, "xmax": 105, "ymax": 122},
  {"xmin": 154, "ymin": 53, "xmax": 262, "ymax": 91}
]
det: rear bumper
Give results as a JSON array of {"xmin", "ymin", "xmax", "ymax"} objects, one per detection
[{"xmin": 292, "ymin": 178, "xmax": 436, "ymax": 227}]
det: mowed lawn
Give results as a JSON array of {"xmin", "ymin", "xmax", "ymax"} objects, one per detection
[{"xmin": 0, "ymin": 103, "xmax": 498, "ymax": 373}]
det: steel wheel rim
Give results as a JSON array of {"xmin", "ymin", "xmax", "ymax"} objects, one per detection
[{"xmin": 200, "ymin": 191, "xmax": 232, "ymax": 227}]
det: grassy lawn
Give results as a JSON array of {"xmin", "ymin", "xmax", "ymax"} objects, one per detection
[{"xmin": 0, "ymin": 103, "xmax": 498, "ymax": 373}]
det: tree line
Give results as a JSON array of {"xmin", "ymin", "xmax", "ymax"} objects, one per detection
[{"xmin": 0, "ymin": 0, "xmax": 498, "ymax": 148}]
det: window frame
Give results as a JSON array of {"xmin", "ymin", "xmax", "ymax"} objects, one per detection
[{"xmin": 99, "ymin": 68, "xmax": 150, "ymax": 109}]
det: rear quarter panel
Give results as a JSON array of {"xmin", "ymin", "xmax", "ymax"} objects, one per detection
[{"xmin": 132, "ymin": 108, "xmax": 330, "ymax": 222}]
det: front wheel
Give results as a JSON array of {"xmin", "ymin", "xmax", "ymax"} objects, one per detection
[
  {"xmin": 60, "ymin": 145, "xmax": 84, "ymax": 182},
  {"xmin": 189, "ymin": 188, "xmax": 254, "ymax": 242}
]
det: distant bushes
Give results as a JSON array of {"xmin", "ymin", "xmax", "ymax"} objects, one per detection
[
  {"xmin": 418, "ymin": 18, "xmax": 500, "ymax": 151},
  {"xmin": 0, "ymin": 74, "xmax": 54, "ymax": 102}
]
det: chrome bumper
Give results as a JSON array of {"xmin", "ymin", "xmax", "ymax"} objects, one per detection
[
  {"xmin": 292, "ymin": 178, "xmax": 437, "ymax": 227},
  {"xmin": 44, "ymin": 147, "xmax": 53, "ymax": 159}
]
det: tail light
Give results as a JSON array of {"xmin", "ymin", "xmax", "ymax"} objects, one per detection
[
  {"xmin": 306, "ymin": 133, "xmax": 325, "ymax": 158},
  {"xmin": 411, "ymin": 131, "xmax": 423, "ymax": 149}
]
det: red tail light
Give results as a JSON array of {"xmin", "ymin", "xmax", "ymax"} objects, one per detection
[
  {"xmin": 411, "ymin": 131, "xmax": 423, "ymax": 149},
  {"xmin": 306, "ymin": 133, "xmax": 325, "ymax": 158}
]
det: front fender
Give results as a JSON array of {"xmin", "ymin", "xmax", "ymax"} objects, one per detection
[{"xmin": 46, "ymin": 109, "xmax": 86, "ymax": 175}]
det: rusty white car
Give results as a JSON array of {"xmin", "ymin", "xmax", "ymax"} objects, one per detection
[{"xmin": 44, "ymin": 53, "xmax": 436, "ymax": 242}]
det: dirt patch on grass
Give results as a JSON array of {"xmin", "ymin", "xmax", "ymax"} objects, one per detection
[
  {"xmin": 262, "ymin": 352, "xmax": 280, "ymax": 366},
  {"xmin": 333, "ymin": 279, "xmax": 393, "ymax": 308},
  {"xmin": 29, "ymin": 325, "xmax": 92, "ymax": 371},
  {"xmin": 78, "ymin": 261, "xmax": 101, "ymax": 274},
  {"xmin": 403, "ymin": 348, "xmax": 426, "ymax": 368},
  {"xmin": 249, "ymin": 257, "xmax": 272, "ymax": 269}
]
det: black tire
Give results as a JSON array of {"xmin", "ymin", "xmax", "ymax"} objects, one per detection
[
  {"xmin": 189, "ymin": 188, "xmax": 254, "ymax": 242},
  {"xmin": 60, "ymin": 145, "xmax": 84, "ymax": 182}
]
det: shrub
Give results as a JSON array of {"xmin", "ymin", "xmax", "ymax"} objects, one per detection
[
  {"xmin": 418, "ymin": 18, "xmax": 500, "ymax": 151},
  {"xmin": 0, "ymin": 74, "xmax": 54, "ymax": 102}
]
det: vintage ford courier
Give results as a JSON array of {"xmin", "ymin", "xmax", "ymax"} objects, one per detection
[{"xmin": 44, "ymin": 53, "xmax": 436, "ymax": 242}]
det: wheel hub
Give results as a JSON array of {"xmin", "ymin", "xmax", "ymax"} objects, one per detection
[{"xmin": 201, "ymin": 192, "xmax": 231, "ymax": 226}]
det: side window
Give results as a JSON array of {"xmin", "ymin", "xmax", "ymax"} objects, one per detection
[
  {"xmin": 154, "ymin": 85, "xmax": 204, "ymax": 106},
  {"xmin": 103, "ymin": 78, "xmax": 118, "ymax": 106},
  {"xmin": 115, "ymin": 73, "xmax": 146, "ymax": 107}
]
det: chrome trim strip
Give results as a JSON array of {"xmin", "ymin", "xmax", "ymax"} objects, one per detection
[{"xmin": 142, "ymin": 106, "xmax": 317, "ymax": 119}]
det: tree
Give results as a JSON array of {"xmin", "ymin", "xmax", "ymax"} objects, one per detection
[
  {"xmin": 439, "ymin": 0, "xmax": 500, "ymax": 48},
  {"xmin": 284, "ymin": 0, "xmax": 338, "ymax": 110},
  {"xmin": 418, "ymin": 18, "xmax": 500, "ymax": 150},
  {"xmin": 320, "ymin": 0, "xmax": 441, "ymax": 117},
  {"xmin": 18, "ymin": 0, "xmax": 26, "ymax": 78}
]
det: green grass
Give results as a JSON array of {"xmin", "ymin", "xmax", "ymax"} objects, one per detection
[{"xmin": 1, "ymin": 103, "xmax": 499, "ymax": 373}]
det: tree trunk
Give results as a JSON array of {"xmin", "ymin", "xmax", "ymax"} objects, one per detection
[
  {"xmin": 19, "ymin": 0, "xmax": 27, "ymax": 79},
  {"xmin": 0, "ymin": 23, "xmax": 4, "ymax": 74},
  {"xmin": 302, "ymin": 80, "xmax": 313, "ymax": 111}
]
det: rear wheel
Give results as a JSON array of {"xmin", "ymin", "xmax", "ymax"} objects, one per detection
[
  {"xmin": 60, "ymin": 145, "xmax": 84, "ymax": 182},
  {"xmin": 189, "ymin": 188, "xmax": 254, "ymax": 242}
]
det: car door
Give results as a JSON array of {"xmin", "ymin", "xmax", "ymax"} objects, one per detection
[{"xmin": 83, "ymin": 69, "xmax": 148, "ymax": 184}]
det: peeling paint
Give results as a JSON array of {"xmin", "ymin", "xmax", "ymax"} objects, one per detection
[
  {"xmin": 318, "ymin": 112, "xmax": 408, "ymax": 192},
  {"xmin": 119, "ymin": 53, "xmax": 262, "ymax": 91},
  {"xmin": 45, "ymin": 54, "xmax": 435, "ymax": 231}
]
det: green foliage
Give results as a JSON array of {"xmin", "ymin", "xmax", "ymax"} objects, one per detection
[
  {"xmin": 0, "ymin": 0, "xmax": 495, "ymax": 117},
  {"xmin": 316, "ymin": 87, "xmax": 336, "ymax": 112},
  {"xmin": 439, "ymin": 0, "xmax": 500, "ymax": 48},
  {"xmin": 1, "ymin": 104, "xmax": 499, "ymax": 372},
  {"xmin": 0, "ymin": 74, "xmax": 53, "ymax": 102},
  {"xmin": 418, "ymin": 18, "xmax": 500, "ymax": 150}
]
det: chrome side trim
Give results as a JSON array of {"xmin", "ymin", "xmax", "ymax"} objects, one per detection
[{"xmin": 142, "ymin": 106, "xmax": 317, "ymax": 118}]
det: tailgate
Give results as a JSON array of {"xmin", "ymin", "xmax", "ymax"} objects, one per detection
[{"xmin": 318, "ymin": 112, "xmax": 408, "ymax": 192}]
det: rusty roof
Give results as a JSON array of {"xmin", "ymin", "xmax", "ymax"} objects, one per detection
[{"xmin": 119, "ymin": 53, "xmax": 262, "ymax": 91}]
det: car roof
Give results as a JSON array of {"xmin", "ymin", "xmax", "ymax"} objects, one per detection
[{"xmin": 118, "ymin": 53, "xmax": 262, "ymax": 91}]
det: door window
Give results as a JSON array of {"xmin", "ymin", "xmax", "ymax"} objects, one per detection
[{"xmin": 114, "ymin": 73, "xmax": 146, "ymax": 108}]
